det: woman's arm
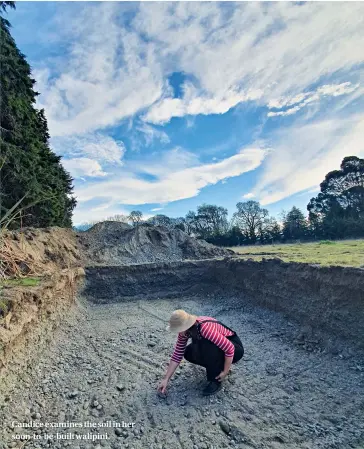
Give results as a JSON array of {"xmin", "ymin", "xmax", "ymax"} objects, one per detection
[
  {"xmin": 158, "ymin": 332, "xmax": 188, "ymax": 393},
  {"xmin": 157, "ymin": 360, "xmax": 179, "ymax": 393}
]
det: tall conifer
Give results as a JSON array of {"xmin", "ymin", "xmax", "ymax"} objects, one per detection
[{"xmin": 0, "ymin": 4, "xmax": 76, "ymax": 228}]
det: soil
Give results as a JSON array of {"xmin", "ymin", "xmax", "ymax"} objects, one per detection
[
  {"xmin": 1, "ymin": 226, "xmax": 364, "ymax": 449},
  {"xmin": 1, "ymin": 227, "xmax": 81, "ymax": 276},
  {"xmin": 77, "ymin": 222, "xmax": 234, "ymax": 266},
  {"xmin": 1, "ymin": 291, "xmax": 363, "ymax": 449}
]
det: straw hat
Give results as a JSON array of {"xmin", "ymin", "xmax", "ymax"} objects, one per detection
[{"xmin": 166, "ymin": 309, "xmax": 197, "ymax": 333}]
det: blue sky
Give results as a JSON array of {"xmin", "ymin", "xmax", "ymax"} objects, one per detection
[{"xmin": 6, "ymin": 2, "xmax": 364, "ymax": 225}]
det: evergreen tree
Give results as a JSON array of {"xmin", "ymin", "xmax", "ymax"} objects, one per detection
[
  {"xmin": 282, "ymin": 207, "xmax": 308, "ymax": 241},
  {"xmin": 0, "ymin": 7, "xmax": 76, "ymax": 228},
  {"xmin": 259, "ymin": 217, "xmax": 282, "ymax": 244},
  {"xmin": 0, "ymin": 2, "xmax": 15, "ymax": 14},
  {"xmin": 307, "ymin": 156, "xmax": 364, "ymax": 239}
]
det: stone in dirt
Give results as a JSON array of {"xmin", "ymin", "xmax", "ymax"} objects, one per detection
[
  {"xmin": 68, "ymin": 390, "xmax": 78, "ymax": 399},
  {"xmin": 219, "ymin": 420, "xmax": 231, "ymax": 435},
  {"xmin": 115, "ymin": 428, "xmax": 123, "ymax": 437}
]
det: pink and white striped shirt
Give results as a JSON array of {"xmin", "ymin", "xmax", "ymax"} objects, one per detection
[{"xmin": 170, "ymin": 316, "xmax": 235, "ymax": 364}]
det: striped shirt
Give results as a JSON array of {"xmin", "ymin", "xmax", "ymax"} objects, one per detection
[{"xmin": 170, "ymin": 316, "xmax": 235, "ymax": 364}]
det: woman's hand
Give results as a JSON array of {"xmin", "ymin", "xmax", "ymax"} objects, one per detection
[
  {"xmin": 215, "ymin": 370, "xmax": 229, "ymax": 382},
  {"xmin": 158, "ymin": 360, "xmax": 178, "ymax": 394},
  {"xmin": 216, "ymin": 356, "xmax": 233, "ymax": 382},
  {"xmin": 157, "ymin": 377, "xmax": 169, "ymax": 394}
]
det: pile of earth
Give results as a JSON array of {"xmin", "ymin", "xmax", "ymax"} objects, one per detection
[
  {"xmin": 1, "ymin": 227, "xmax": 81, "ymax": 278},
  {"xmin": 77, "ymin": 221, "xmax": 234, "ymax": 265}
]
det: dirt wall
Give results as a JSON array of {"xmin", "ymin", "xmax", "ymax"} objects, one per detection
[
  {"xmin": 0, "ymin": 228, "xmax": 85, "ymax": 393},
  {"xmin": 0, "ymin": 268, "xmax": 85, "ymax": 392},
  {"xmin": 84, "ymin": 258, "xmax": 364, "ymax": 351},
  {"xmin": 1, "ymin": 227, "xmax": 81, "ymax": 276}
]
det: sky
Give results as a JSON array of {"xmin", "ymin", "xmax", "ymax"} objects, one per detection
[{"xmin": 6, "ymin": 2, "xmax": 364, "ymax": 225}]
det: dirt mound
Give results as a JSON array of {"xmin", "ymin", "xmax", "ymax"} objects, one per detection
[
  {"xmin": 1, "ymin": 227, "xmax": 81, "ymax": 278},
  {"xmin": 77, "ymin": 221, "xmax": 234, "ymax": 265},
  {"xmin": 87, "ymin": 220, "xmax": 132, "ymax": 235}
]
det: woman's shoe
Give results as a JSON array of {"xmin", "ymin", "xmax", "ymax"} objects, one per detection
[{"xmin": 202, "ymin": 380, "xmax": 222, "ymax": 396}]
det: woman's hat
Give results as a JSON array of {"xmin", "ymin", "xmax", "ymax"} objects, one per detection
[{"xmin": 166, "ymin": 309, "xmax": 197, "ymax": 333}]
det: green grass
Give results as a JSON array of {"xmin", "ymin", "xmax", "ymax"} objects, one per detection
[
  {"xmin": 229, "ymin": 239, "xmax": 364, "ymax": 267},
  {"xmin": 0, "ymin": 277, "xmax": 40, "ymax": 287},
  {"xmin": 0, "ymin": 298, "xmax": 10, "ymax": 316},
  {"xmin": 0, "ymin": 278, "xmax": 40, "ymax": 318}
]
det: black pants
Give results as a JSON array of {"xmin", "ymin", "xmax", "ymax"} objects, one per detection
[{"xmin": 184, "ymin": 334, "xmax": 244, "ymax": 382}]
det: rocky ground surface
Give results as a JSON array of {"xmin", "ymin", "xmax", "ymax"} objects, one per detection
[
  {"xmin": 77, "ymin": 222, "xmax": 233, "ymax": 266},
  {"xmin": 1, "ymin": 293, "xmax": 364, "ymax": 449}
]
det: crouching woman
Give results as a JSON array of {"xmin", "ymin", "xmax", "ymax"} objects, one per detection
[{"xmin": 158, "ymin": 310, "xmax": 244, "ymax": 396}]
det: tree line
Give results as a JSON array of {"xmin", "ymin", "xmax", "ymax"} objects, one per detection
[
  {"xmin": 78, "ymin": 156, "xmax": 364, "ymax": 245},
  {"xmin": 0, "ymin": 2, "xmax": 76, "ymax": 229}
]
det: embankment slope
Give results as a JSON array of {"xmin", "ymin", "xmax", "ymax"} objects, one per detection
[{"xmin": 0, "ymin": 228, "xmax": 84, "ymax": 391}]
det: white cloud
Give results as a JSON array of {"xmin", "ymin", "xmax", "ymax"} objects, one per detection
[
  {"xmin": 74, "ymin": 204, "xmax": 153, "ymax": 225},
  {"xmin": 75, "ymin": 147, "xmax": 266, "ymax": 205},
  {"xmin": 317, "ymin": 83, "xmax": 359, "ymax": 97},
  {"xmin": 267, "ymin": 82, "xmax": 359, "ymax": 117},
  {"xmin": 90, "ymin": 202, "xmax": 114, "ymax": 212},
  {"xmin": 63, "ymin": 158, "xmax": 108, "ymax": 178},
  {"xmin": 73, "ymin": 204, "xmax": 130, "ymax": 225},
  {"xmin": 137, "ymin": 2, "xmax": 364, "ymax": 124},
  {"xmin": 135, "ymin": 147, "xmax": 200, "ymax": 177},
  {"xmin": 136, "ymin": 123, "xmax": 170, "ymax": 146},
  {"xmin": 151, "ymin": 207, "xmax": 164, "ymax": 212},
  {"xmin": 52, "ymin": 133, "xmax": 125, "ymax": 164},
  {"xmin": 268, "ymin": 93, "xmax": 312, "ymax": 110},
  {"xmin": 25, "ymin": 2, "xmax": 364, "ymax": 213},
  {"xmin": 129, "ymin": 122, "xmax": 170, "ymax": 151},
  {"xmin": 243, "ymin": 193, "xmax": 255, "ymax": 199},
  {"xmin": 33, "ymin": 2, "xmax": 364, "ymax": 132},
  {"xmin": 245, "ymin": 114, "xmax": 364, "ymax": 205},
  {"xmin": 267, "ymin": 106, "xmax": 302, "ymax": 117},
  {"xmin": 34, "ymin": 3, "xmax": 163, "ymax": 136},
  {"xmin": 186, "ymin": 117, "xmax": 195, "ymax": 129},
  {"xmin": 296, "ymin": 186, "xmax": 321, "ymax": 198},
  {"xmin": 144, "ymin": 87, "xmax": 263, "ymax": 124}
]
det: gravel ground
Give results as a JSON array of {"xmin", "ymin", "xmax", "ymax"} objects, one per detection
[{"xmin": 1, "ymin": 294, "xmax": 364, "ymax": 449}]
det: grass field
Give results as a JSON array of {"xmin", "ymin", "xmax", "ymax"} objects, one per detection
[{"xmin": 230, "ymin": 239, "xmax": 364, "ymax": 267}]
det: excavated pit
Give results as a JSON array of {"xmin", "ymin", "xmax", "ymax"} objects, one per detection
[
  {"xmin": 1, "ymin": 258, "xmax": 364, "ymax": 449},
  {"xmin": 84, "ymin": 258, "xmax": 364, "ymax": 352}
]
